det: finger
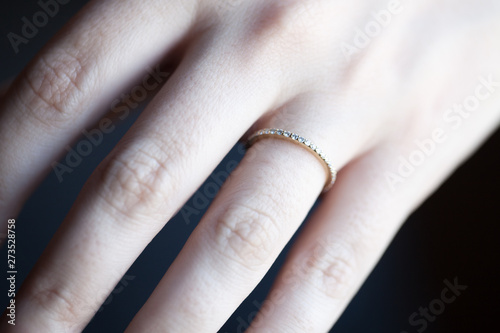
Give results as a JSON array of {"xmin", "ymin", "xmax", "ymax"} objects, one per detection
[
  {"xmin": 124, "ymin": 93, "xmax": 375, "ymax": 333},
  {"xmin": 0, "ymin": 0, "xmax": 197, "ymax": 222},
  {"xmin": 246, "ymin": 149, "xmax": 404, "ymax": 332},
  {"xmin": 248, "ymin": 103, "xmax": 500, "ymax": 333},
  {"xmin": 2, "ymin": 29, "xmax": 284, "ymax": 332}
]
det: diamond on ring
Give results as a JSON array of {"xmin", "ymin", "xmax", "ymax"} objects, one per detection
[{"xmin": 246, "ymin": 128, "xmax": 337, "ymax": 192}]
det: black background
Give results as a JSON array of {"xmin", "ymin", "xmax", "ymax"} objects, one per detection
[{"xmin": 1, "ymin": 1, "xmax": 499, "ymax": 332}]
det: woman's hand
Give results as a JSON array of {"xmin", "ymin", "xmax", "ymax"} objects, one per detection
[{"xmin": 1, "ymin": 0, "xmax": 499, "ymax": 331}]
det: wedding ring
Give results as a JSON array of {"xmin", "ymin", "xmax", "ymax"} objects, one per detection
[{"xmin": 246, "ymin": 128, "xmax": 337, "ymax": 192}]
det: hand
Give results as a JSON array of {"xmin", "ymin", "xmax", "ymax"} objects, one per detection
[{"xmin": 1, "ymin": 0, "xmax": 499, "ymax": 331}]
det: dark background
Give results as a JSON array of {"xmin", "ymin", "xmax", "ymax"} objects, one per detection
[{"xmin": 1, "ymin": 1, "xmax": 499, "ymax": 332}]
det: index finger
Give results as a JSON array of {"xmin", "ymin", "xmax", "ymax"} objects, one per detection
[{"xmin": 0, "ymin": 0, "xmax": 196, "ymax": 222}]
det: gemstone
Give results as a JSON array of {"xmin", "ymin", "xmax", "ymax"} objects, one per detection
[
  {"xmin": 298, "ymin": 137, "xmax": 305, "ymax": 143},
  {"xmin": 284, "ymin": 131, "xmax": 291, "ymax": 137},
  {"xmin": 264, "ymin": 129, "xmax": 269, "ymax": 134},
  {"xmin": 304, "ymin": 140, "xmax": 311, "ymax": 146},
  {"xmin": 270, "ymin": 129, "xmax": 276, "ymax": 134},
  {"xmin": 276, "ymin": 130, "xmax": 283, "ymax": 135},
  {"xmin": 291, "ymin": 134, "xmax": 299, "ymax": 140}
]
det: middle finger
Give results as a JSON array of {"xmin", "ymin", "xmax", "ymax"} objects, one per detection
[{"xmin": 9, "ymin": 28, "xmax": 282, "ymax": 332}]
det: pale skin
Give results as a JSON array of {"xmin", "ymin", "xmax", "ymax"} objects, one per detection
[{"xmin": 1, "ymin": 0, "xmax": 500, "ymax": 331}]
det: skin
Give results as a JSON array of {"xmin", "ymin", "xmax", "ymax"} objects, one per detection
[{"xmin": 1, "ymin": 0, "xmax": 500, "ymax": 331}]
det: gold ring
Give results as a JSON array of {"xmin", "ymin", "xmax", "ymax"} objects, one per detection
[{"xmin": 246, "ymin": 128, "xmax": 337, "ymax": 192}]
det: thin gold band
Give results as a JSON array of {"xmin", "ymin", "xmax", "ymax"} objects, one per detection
[{"xmin": 246, "ymin": 128, "xmax": 337, "ymax": 192}]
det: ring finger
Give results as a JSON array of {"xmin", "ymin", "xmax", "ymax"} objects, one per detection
[{"xmin": 125, "ymin": 94, "xmax": 376, "ymax": 332}]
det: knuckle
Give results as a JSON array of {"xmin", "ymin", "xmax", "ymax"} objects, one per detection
[
  {"xmin": 251, "ymin": 0, "xmax": 324, "ymax": 45},
  {"xmin": 31, "ymin": 285, "xmax": 85, "ymax": 326},
  {"xmin": 95, "ymin": 143, "xmax": 179, "ymax": 218},
  {"xmin": 212, "ymin": 201, "xmax": 281, "ymax": 269},
  {"xmin": 235, "ymin": 0, "xmax": 328, "ymax": 77},
  {"xmin": 299, "ymin": 238, "xmax": 357, "ymax": 299},
  {"xmin": 19, "ymin": 48, "xmax": 92, "ymax": 124}
]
